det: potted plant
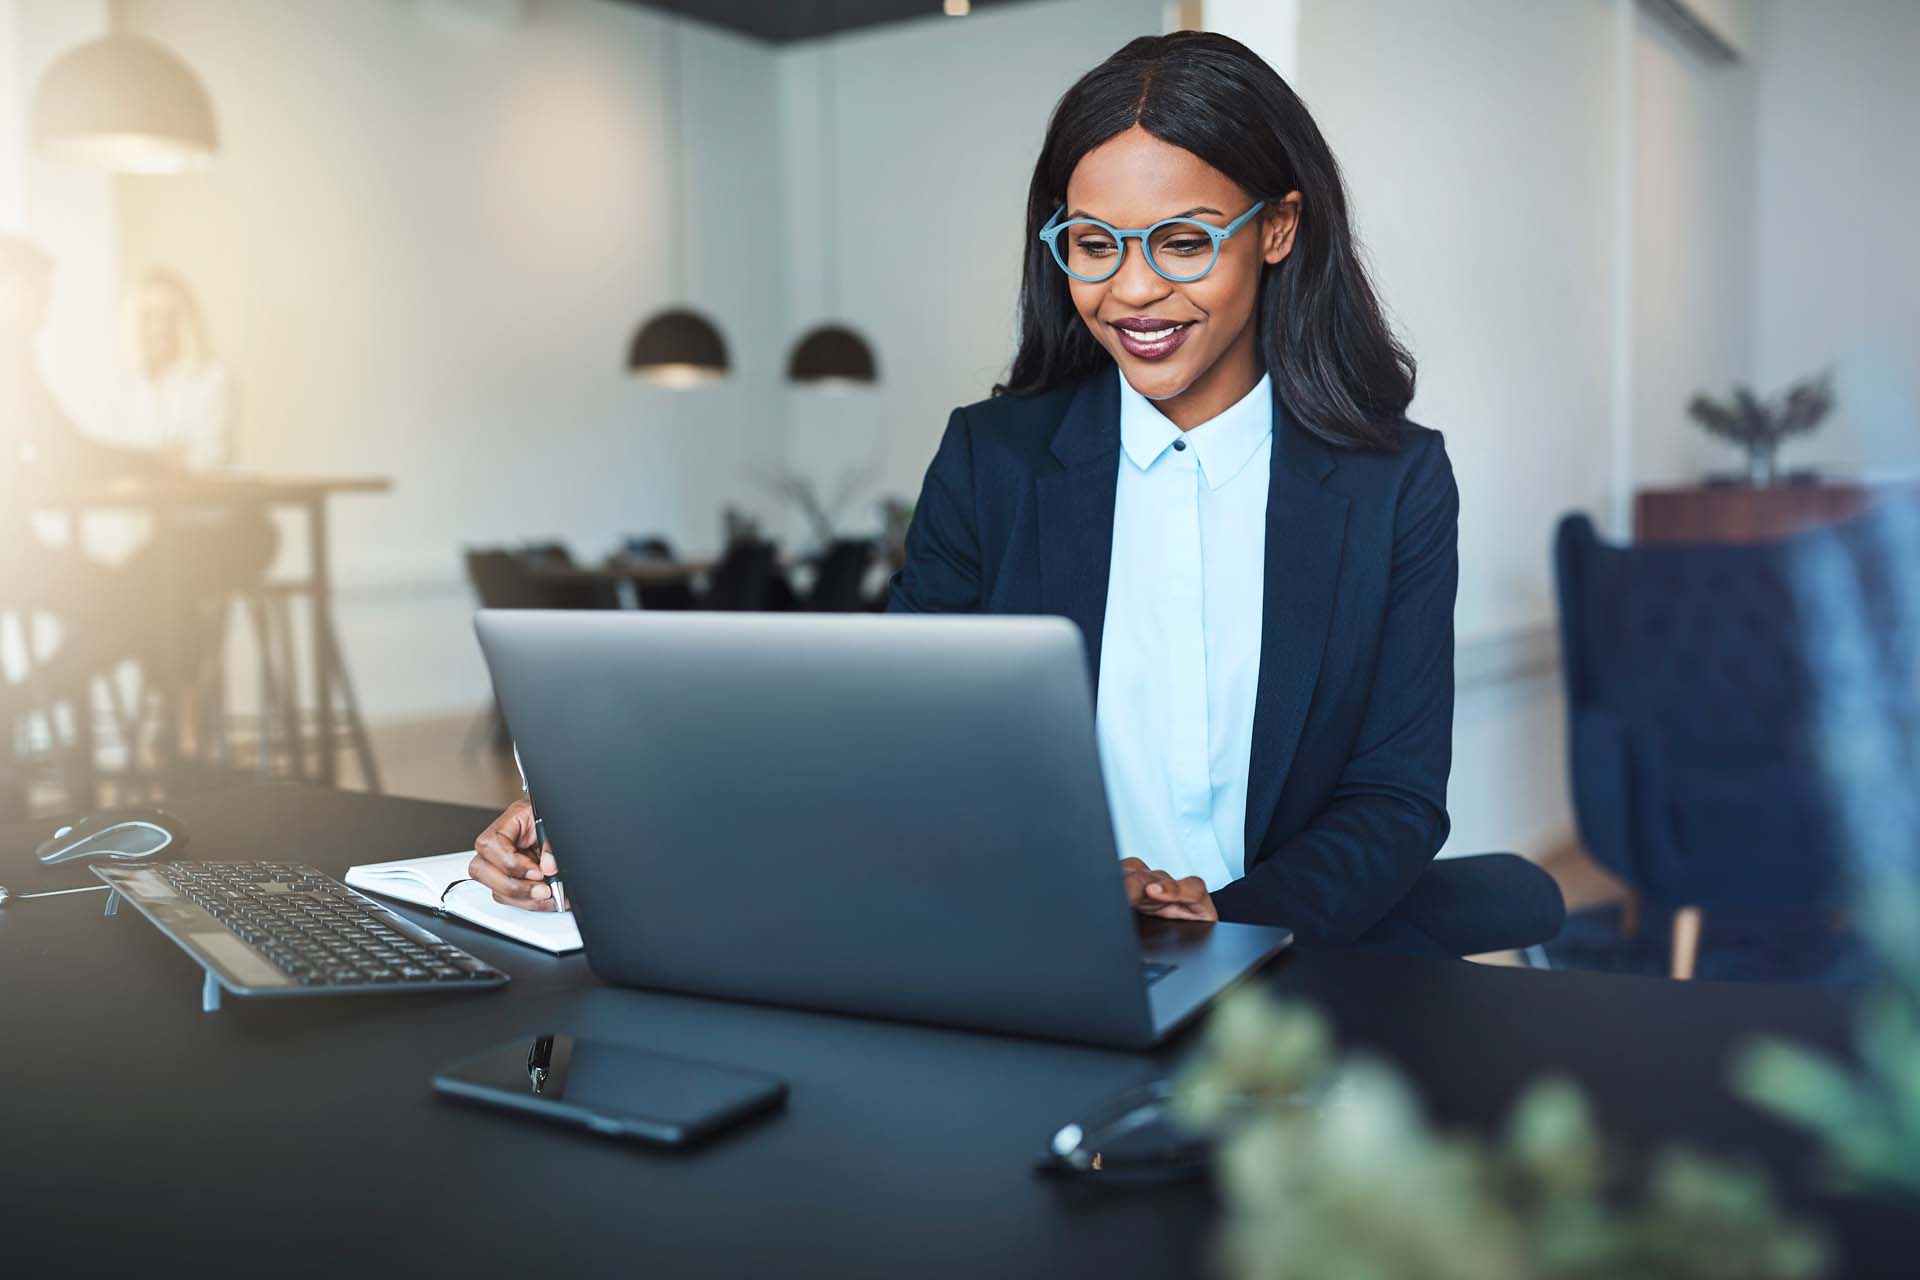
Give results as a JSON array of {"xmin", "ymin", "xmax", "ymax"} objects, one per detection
[{"xmin": 1687, "ymin": 371, "xmax": 1835, "ymax": 487}]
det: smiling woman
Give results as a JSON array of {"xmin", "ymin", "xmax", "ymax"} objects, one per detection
[
  {"xmin": 872, "ymin": 30, "xmax": 1490, "ymax": 952},
  {"xmin": 466, "ymin": 31, "xmax": 1535, "ymax": 957}
]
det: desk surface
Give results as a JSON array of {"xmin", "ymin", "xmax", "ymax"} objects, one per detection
[
  {"xmin": 30, "ymin": 471, "xmax": 393, "ymax": 507},
  {"xmin": 1, "ymin": 784, "xmax": 1910, "ymax": 1278}
]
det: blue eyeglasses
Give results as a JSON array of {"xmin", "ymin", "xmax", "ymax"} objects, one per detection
[{"xmin": 1038, "ymin": 200, "xmax": 1268, "ymax": 283}]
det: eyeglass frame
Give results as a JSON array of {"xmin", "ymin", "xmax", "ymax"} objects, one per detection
[{"xmin": 1037, "ymin": 199, "xmax": 1269, "ymax": 284}]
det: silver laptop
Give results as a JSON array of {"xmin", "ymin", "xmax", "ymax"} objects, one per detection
[{"xmin": 475, "ymin": 610, "xmax": 1291, "ymax": 1049}]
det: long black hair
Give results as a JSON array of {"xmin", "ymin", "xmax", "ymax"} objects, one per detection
[{"xmin": 995, "ymin": 31, "xmax": 1415, "ymax": 451}]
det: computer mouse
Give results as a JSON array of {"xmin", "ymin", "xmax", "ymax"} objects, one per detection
[{"xmin": 35, "ymin": 805, "xmax": 188, "ymax": 865}]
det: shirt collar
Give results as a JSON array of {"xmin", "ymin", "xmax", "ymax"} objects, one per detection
[{"xmin": 1116, "ymin": 364, "xmax": 1274, "ymax": 490}]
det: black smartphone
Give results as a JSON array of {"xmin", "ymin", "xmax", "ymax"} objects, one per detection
[{"xmin": 433, "ymin": 1033, "xmax": 787, "ymax": 1147}]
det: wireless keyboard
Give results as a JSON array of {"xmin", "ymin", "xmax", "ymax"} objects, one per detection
[{"xmin": 94, "ymin": 861, "xmax": 509, "ymax": 1003}]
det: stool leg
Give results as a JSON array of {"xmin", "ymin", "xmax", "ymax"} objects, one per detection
[
  {"xmin": 1670, "ymin": 906, "xmax": 1704, "ymax": 980},
  {"xmin": 245, "ymin": 595, "xmax": 275, "ymax": 778},
  {"xmin": 320, "ymin": 611, "xmax": 381, "ymax": 792},
  {"xmin": 269, "ymin": 595, "xmax": 305, "ymax": 781}
]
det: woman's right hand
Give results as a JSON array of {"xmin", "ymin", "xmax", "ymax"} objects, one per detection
[{"xmin": 470, "ymin": 797, "xmax": 561, "ymax": 911}]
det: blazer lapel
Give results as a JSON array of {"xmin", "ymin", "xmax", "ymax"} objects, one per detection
[
  {"xmin": 1243, "ymin": 388, "xmax": 1349, "ymax": 862},
  {"xmin": 1036, "ymin": 368, "xmax": 1121, "ymax": 686}
]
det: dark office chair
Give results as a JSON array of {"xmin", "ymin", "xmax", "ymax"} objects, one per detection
[
  {"xmin": 464, "ymin": 549, "xmax": 546, "ymax": 611},
  {"xmin": 621, "ymin": 534, "xmax": 676, "ymax": 561},
  {"xmin": 462, "ymin": 546, "xmax": 613, "ymax": 751},
  {"xmin": 804, "ymin": 539, "xmax": 877, "ymax": 612},
  {"xmin": 617, "ymin": 535, "xmax": 697, "ymax": 611},
  {"xmin": 1552, "ymin": 511, "xmax": 1881, "ymax": 978},
  {"xmin": 517, "ymin": 542, "xmax": 620, "ymax": 610},
  {"xmin": 702, "ymin": 539, "xmax": 789, "ymax": 612}
]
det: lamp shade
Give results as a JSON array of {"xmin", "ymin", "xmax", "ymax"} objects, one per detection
[
  {"xmin": 627, "ymin": 307, "xmax": 729, "ymax": 388},
  {"xmin": 32, "ymin": 34, "xmax": 217, "ymax": 175},
  {"xmin": 787, "ymin": 323, "xmax": 878, "ymax": 388}
]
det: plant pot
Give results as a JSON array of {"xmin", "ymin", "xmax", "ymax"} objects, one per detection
[{"xmin": 1745, "ymin": 443, "xmax": 1780, "ymax": 487}]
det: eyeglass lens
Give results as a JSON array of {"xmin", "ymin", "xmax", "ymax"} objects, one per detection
[{"xmin": 1055, "ymin": 220, "xmax": 1219, "ymax": 282}]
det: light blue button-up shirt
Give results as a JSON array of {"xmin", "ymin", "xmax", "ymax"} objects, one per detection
[{"xmin": 1094, "ymin": 364, "xmax": 1272, "ymax": 891}]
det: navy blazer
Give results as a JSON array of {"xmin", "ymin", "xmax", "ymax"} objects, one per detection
[{"xmin": 886, "ymin": 365, "xmax": 1459, "ymax": 945}]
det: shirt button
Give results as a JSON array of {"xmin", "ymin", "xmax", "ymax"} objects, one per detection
[{"xmin": 1172, "ymin": 439, "xmax": 1187, "ymax": 452}]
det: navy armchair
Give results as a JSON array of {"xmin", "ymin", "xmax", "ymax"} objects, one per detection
[{"xmin": 1551, "ymin": 512, "xmax": 1892, "ymax": 975}]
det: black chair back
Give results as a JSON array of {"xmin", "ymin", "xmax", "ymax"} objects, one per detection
[
  {"xmin": 464, "ymin": 549, "xmax": 546, "ymax": 610},
  {"xmin": 616, "ymin": 535, "xmax": 695, "ymax": 609},
  {"xmin": 804, "ymin": 539, "xmax": 876, "ymax": 612},
  {"xmin": 465, "ymin": 546, "xmax": 615, "ymax": 611},
  {"xmin": 702, "ymin": 540, "xmax": 783, "ymax": 611},
  {"xmin": 621, "ymin": 535, "xmax": 677, "ymax": 562}
]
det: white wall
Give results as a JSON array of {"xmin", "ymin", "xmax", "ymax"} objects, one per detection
[
  {"xmin": 1633, "ymin": 7, "xmax": 1756, "ymax": 488},
  {"xmin": 5, "ymin": 0, "xmax": 117, "ymax": 435},
  {"xmin": 1294, "ymin": 0, "xmax": 1619, "ymax": 643},
  {"xmin": 1254, "ymin": 0, "xmax": 1764, "ymax": 858},
  {"xmin": 1281, "ymin": 0, "xmax": 1625, "ymax": 857},
  {"xmin": 103, "ymin": 0, "xmax": 1166, "ymax": 721},
  {"xmin": 774, "ymin": 0, "xmax": 1163, "ymax": 534},
  {"xmin": 116, "ymin": 0, "xmax": 792, "ymax": 718},
  {"xmin": 1750, "ymin": 0, "xmax": 1920, "ymax": 480}
]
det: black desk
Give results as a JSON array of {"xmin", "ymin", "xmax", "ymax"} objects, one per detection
[{"xmin": 1, "ymin": 785, "xmax": 1909, "ymax": 1277}]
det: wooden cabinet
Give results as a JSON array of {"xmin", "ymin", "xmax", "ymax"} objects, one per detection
[{"xmin": 1634, "ymin": 483, "xmax": 1893, "ymax": 544}]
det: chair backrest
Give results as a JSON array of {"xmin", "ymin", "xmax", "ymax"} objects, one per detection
[
  {"xmin": 703, "ymin": 539, "xmax": 781, "ymax": 612},
  {"xmin": 621, "ymin": 534, "xmax": 677, "ymax": 562},
  {"xmin": 1557, "ymin": 516, "xmax": 1817, "ymax": 758},
  {"xmin": 464, "ymin": 549, "xmax": 547, "ymax": 610},
  {"xmin": 804, "ymin": 539, "xmax": 876, "ymax": 612},
  {"xmin": 1553, "ymin": 511, "xmax": 1915, "ymax": 910},
  {"xmin": 467, "ymin": 546, "xmax": 617, "ymax": 611}
]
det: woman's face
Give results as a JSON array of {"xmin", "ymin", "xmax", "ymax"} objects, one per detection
[
  {"xmin": 1062, "ymin": 125, "xmax": 1299, "ymax": 408},
  {"xmin": 136, "ymin": 283, "xmax": 183, "ymax": 376}
]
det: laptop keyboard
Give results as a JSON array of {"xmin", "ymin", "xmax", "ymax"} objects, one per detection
[{"xmin": 1142, "ymin": 961, "xmax": 1176, "ymax": 987}]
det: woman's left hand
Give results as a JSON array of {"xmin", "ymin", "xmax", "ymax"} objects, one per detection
[{"xmin": 1120, "ymin": 857, "xmax": 1218, "ymax": 922}]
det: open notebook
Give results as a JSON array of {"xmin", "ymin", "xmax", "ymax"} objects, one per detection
[{"xmin": 344, "ymin": 851, "xmax": 582, "ymax": 954}]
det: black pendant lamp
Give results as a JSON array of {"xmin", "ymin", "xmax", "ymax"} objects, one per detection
[
  {"xmin": 787, "ymin": 15, "xmax": 877, "ymax": 389},
  {"xmin": 628, "ymin": 14, "xmax": 729, "ymax": 388},
  {"xmin": 788, "ymin": 324, "xmax": 876, "ymax": 386}
]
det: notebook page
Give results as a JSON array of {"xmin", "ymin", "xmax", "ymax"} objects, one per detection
[
  {"xmin": 343, "ymin": 850, "xmax": 475, "ymax": 911},
  {"xmin": 346, "ymin": 850, "xmax": 582, "ymax": 953},
  {"xmin": 441, "ymin": 879, "xmax": 583, "ymax": 953}
]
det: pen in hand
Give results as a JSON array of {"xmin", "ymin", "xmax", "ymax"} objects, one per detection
[{"xmin": 511, "ymin": 741, "xmax": 566, "ymax": 912}]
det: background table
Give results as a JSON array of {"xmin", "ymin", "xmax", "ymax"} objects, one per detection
[
  {"xmin": 29, "ymin": 473, "xmax": 391, "ymax": 790},
  {"xmin": 1, "ymin": 784, "xmax": 1910, "ymax": 1277}
]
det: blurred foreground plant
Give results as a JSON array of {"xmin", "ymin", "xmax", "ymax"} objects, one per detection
[
  {"xmin": 1175, "ymin": 992, "xmax": 1827, "ymax": 1280},
  {"xmin": 1732, "ymin": 506, "xmax": 1920, "ymax": 1199},
  {"xmin": 1730, "ymin": 746, "xmax": 1920, "ymax": 1195}
]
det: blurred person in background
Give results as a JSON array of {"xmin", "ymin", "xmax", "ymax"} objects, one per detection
[
  {"xmin": 0, "ymin": 234, "xmax": 165, "ymax": 811},
  {"xmin": 114, "ymin": 267, "xmax": 274, "ymax": 753},
  {"xmin": 0, "ymin": 237, "xmax": 272, "ymax": 809},
  {"xmin": 118, "ymin": 268, "xmax": 236, "ymax": 470}
]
